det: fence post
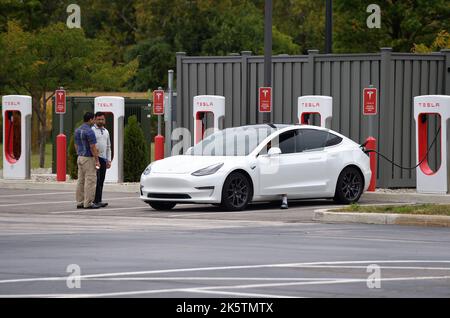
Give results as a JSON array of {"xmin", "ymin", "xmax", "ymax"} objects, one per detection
[
  {"xmin": 241, "ymin": 51, "xmax": 252, "ymax": 126},
  {"xmin": 306, "ymin": 50, "xmax": 319, "ymax": 95},
  {"xmin": 378, "ymin": 47, "xmax": 393, "ymax": 188},
  {"xmin": 442, "ymin": 49, "xmax": 450, "ymax": 95},
  {"xmin": 175, "ymin": 52, "xmax": 186, "ymax": 155}
]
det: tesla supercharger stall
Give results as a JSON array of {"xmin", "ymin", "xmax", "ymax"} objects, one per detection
[
  {"xmin": 414, "ymin": 95, "xmax": 450, "ymax": 194},
  {"xmin": 2, "ymin": 95, "xmax": 32, "ymax": 180},
  {"xmin": 193, "ymin": 95, "xmax": 225, "ymax": 144},
  {"xmin": 298, "ymin": 95, "xmax": 333, "ymax": 128},
  {"xmin": 94, "ymin": 96, "xmax": 124, "ymax": 183}
]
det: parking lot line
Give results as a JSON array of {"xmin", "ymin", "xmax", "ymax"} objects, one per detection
[
  {"xmin": 1, "ymin": 275, "xmax": 449, "ymax": 298},
  {"xmin": 0, "ymin": 196, "xmax": 138, "ymax": 207},
  {"xmin": 0, "ymin": 192, "xmax": 74, "ymax": 198},
  {"xmin": 2, "ymin": 260, "xmax": 450, "ymax": 285}
]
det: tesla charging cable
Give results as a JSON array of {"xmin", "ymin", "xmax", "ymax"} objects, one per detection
[{"xmin": 361, "ymin": 121, "xmax": 441, "ymax": 171}]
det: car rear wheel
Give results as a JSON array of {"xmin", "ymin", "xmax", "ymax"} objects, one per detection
[
  {"xmin": 221, "ymin": 172, "xmax": 252, "ymax": 211},
  {"xmin": 334, "ymin": 167, "xmax": 364, "ymax": 204},
  {"xmin": 148, "ymin": 201, "xmax": 177, "ymax": 211}
]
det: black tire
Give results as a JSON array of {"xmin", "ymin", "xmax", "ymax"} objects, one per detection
[
  {"xmin": 221, "ymin": 171, "xmax": 252, "ymax": 211},
  {"xmin": 334, "ymin": 166, "xmax": 364, "ymax": 204},
  {"xmin": 148, "ymin": 201, "xmax": 177, "ymax": 211}
]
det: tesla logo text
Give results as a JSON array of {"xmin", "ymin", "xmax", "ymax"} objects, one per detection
[
  {"xmin": 261, "ymin": 89, "xmax": 270, "ymax": 98},
  {"xmin": 98, "ymin": 102, "xmax": 113, "ymax": 107},
  {"xmin": 418, "ymin": 102, "xmax": 440, "ymax": 108},
  {"xmin": 196, "ymin": 102, "xmax": 214, "ymax": 107},
  {"xmin": 302, "ymin": 102, "xmax": 320, "ymax": 108},
  {"xmin": 4, "ymin": 101, "xmax": 20, "ymax": 106},
  {"xmin": 366, "ymin": 91, "xmax": 374, "ymax": 99}
]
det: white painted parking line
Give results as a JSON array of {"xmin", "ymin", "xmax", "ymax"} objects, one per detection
[
  {"xmin": 0, "ymin": 192, "xmax": 74, "ymax": 198},
  {"xmin": 1, "ymin": 275, "xmax": 449, "ymax": 298},
  {"xmin": 86, "ymin": 277, "xmax": 348, "ymax": 281},
  {"xmin": 184, "ymin": 289, "xmax": 297, "ymax": 298},
  {"xmin": 1, "ymin": 260, "xmax": 450, "ymax": 285},
  {"xmin": 0, "ymin": 196, "xmax": 138, "ymax": 207},
  {"xmin": 50, "ymin": 206, "xmax": 149, "ymax": 214}
]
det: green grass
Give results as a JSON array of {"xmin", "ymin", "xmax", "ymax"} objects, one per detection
[
  {"xmin": 0, "ymin": 143, "xmax": 53, "ymax": 169},
  {"xmin": 335, "ymin": 203, "xmax": 450, "ymax": 216}
]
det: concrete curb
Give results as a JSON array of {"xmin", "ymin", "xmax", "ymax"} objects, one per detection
[
  {"xmin": 0, "ymin": 180, "xmax": 140, "ymax": 193},
  {"xmin": 363, "ymin": 191, "xmax": 450, "ymax": 204},
  {"xmin": 313, "ymin": 207, "xmax": 450, "ymax": 227}
]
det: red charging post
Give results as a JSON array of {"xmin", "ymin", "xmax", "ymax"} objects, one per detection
[
  {"xmin": 366, "ymin": 137, "xmax": 377, "ymax": 192},
  {"xmin": 154, "ymin": 135, "xmax": 165, "ymax": 161},
  {"xmin": 56, "ymin": 134, "xmax": 67, "ymax": 181},
  {"xmin": 55, "ymin": 88, "xmax": 66, "ymax": 181},
  {"xmin": 153, "ymin": 89, "xmax": 165, "ymax": 161},
  {"xmin": 363, "ymin": 86, "xmax": 378, "ymax": 192}
]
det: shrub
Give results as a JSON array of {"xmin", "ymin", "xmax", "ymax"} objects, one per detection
[
  {"xmin": 68, "ymin": 120, "xmax": 83, "ymax": 180},
  {"xmin": 124, "ymin": 115, "xmax": 149, "ymax": 182}
]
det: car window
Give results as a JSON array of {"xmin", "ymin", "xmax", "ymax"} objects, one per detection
[
  {"xmin": 278, "ymin": 130, "xmax": 297, "ymax": 154},
  {"xmin": 325, "ymin": 133, "xmax": 343, "ymax": 147},
  {"xmin": 261, "ymin": 130, "xmax": 297, "ymax": 155},
  {"xmin": 296, "ymin": 129, "xmax": 328, "ymax": 152}
]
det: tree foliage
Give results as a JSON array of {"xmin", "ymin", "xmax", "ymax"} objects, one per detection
[{"xmin": 0, "ymin": 21, "xmax": 137, "ymax": 167}]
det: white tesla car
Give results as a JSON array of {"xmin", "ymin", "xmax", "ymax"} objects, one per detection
[{"xmin": 140, "ymin": 124, "xmax": 371, "ymax": 211}]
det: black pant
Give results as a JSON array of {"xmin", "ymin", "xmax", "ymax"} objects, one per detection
[{"xmin": 94, "ymin": 157, "xmax": 107, "ymax": 204}]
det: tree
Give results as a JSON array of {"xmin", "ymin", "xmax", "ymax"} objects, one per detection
[
  {"xmin": 0, "ymin": 22, "xmax": 137, "ymax": 167},
  {"xmin": 125, "ymin": 37, "xmax": 175, "ymax": 91},
  {"xmin": 123, "ymin": 115, "xmax": 149, "ymax": 182},
  {"xmin": 413, "ymin": 30, "xmax": 450, "ymax": 53},
  {"xmin": 333, "ymin": 0, "xmax": 450, "ymax": 53}
]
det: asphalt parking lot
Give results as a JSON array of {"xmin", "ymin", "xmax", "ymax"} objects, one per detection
[{"xmin": 0, "ymin": 188, "xmax": 449, "ymax": 298}]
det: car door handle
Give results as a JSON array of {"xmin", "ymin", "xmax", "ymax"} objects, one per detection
[{"xmin": 308, "ymin": 157, "xmax": 321, "ymax": 160}]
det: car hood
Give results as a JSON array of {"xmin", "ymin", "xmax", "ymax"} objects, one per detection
[{"xmin": 150, "ymin": 155, "xmax": 243, "ymax": 174}]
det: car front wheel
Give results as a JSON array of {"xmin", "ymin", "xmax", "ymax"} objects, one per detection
[
  {"xmin": 334, "ymin": 167, "xmax": 364, "ymax": 204},
  {"xmin": 148, "ymin": 201, "xmax": 177, "ymax": 211},
  {"xmin": 221, "ymin": 172, "xmax": 252, "ymax": 211}
]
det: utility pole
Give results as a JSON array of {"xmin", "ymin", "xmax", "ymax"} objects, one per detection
[
  {"xmin": 325, "ymin": 0, "xmax": 333, "ymax": 54},
  {"xmin": 263, "ymin": 0, "xmax": 272, "ymax": 123}
]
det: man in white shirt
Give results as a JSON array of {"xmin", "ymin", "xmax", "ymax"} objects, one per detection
[{"xmin": 92, "ymin": 112, "xmax": 112, "ymax": 208}]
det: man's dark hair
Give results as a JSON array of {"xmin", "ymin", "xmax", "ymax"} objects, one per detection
[
  {"xmin": 95, "ymin": 111, "xmax": 105, "ymax": 118},
  {"xmin": 83, "ymin": 112, "xmax": 95, "ymax": 122}
]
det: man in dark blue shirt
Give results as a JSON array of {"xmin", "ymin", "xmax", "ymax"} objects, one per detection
[{"xmin": 74, "ymin": 112, "xmax": 101, "ymax": 209}]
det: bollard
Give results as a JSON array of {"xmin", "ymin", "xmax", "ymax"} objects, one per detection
[
  {"xmin": 56, "ymin": 134, "xmax": 67, "ymax": 181},
  {"xmin": 154, "ymin": 135, "xmax": 165, "ymax": 161},
  {"xmin": 366, "ymin": 136, "xmax": 377, "ymax": 192}
]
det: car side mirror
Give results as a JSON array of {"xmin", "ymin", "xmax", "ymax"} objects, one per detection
[
  {"xmin": 268, "ymin": 147, "xmax": 281, "ymax": 156},
  {"xmin": 185, "ymin": 147, "xmax": 193, "ymax": 155}
]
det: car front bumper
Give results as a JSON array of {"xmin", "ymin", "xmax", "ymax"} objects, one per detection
[{"xmin": 140, "ymin": 172, "xmax": 226, "ymax": 204}]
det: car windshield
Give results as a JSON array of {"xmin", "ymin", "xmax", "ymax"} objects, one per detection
[{"xmin": 189, "ymin": 125, "xmax": 278, "ymax": 156}]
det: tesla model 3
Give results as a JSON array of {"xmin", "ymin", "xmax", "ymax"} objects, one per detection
[{"xmin": 140, "ymin": 124, "xmax": 371, "ymax": 211}]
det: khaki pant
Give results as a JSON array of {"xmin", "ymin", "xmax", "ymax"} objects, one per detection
[{"xmin": 76, "ymin": 156, "xmax": 97, "ymax": 208}]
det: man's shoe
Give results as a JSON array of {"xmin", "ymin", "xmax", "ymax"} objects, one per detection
[
  {"xmin": 77, "ymin": 204, "xmax": 84, "ymax": 209},
  {"xmin": 84, "ymin": 203, "xmax": 101, "ymax": 209},
  {"xmin": 280, "ymin": 202, "xmax": 288, "ymax": 209},
  {"xmin": 99, "ymin": 202, "xmax": 108, "ymax": 208}
]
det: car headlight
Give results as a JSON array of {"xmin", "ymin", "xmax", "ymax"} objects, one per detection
[
  {"xmin": 142, "ymin": 164, "xmax": 153, "ymax": 176},
  {"xmin": 191, "ymin": 163, "xmax": 224, "ymax": 176}
]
